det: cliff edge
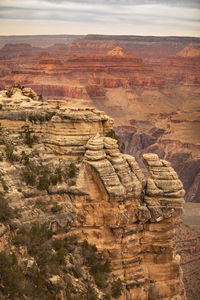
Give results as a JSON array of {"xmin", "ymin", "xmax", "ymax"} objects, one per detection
[{"xmin": 0, "ymin": 87, "xmax": 186, "ymax": 299}]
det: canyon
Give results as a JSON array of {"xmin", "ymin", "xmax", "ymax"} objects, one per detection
[
  {"xmin": 0, "ymin": 35, "xmax": 199, "ymax": 203},
  {"xmin": 0, "ymin": 88, "xmax": 187, "ymax": 299},
  {"xmin": 0, "ymin": 34, "xmax": 199, "ymax": 299}
]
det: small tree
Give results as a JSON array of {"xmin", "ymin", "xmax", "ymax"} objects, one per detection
[
  {"xmin": 38, "ymin": 94, "xmax": 43, "ymax": 101},
  {"xmin": 67, "ymin": 162, "xmax": 76, "ymax": 178},
  {"xmin": 0, "ymin": 192, "xmax": 14, "ymax": 223},
  {"xmin": 21, "ymin": 125, "xmax": 38, "ymax": 147},
  {"xmin": 6, "ymin": 88, "xmax": 13, "ymax": 98},
  {"xmin": 5, "ymin": 143, "xmax": 18, "ymax": 163},
  {"xmin": 111, "ymin": 278, "xmax": 123, "ymax": 298}
]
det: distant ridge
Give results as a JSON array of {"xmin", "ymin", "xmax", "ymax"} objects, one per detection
[
  {"xmin": 0, "ymin": 35, "xmax": 84, "ymax": 48},
  {"xmin": 85, "ymin": 34, "xmax": 200, "ymax": 43},
  {"xmin": 176, "ymin": 43, "xmax": 200, "ymax": 57}
]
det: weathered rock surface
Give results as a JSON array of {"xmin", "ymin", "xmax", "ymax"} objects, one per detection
[
  {"xmin": 0, "ymin": 88, "xmax": 113, "ymax": 158},
  {"xmin": 174, "ymin": 219, "xmax": 200, "ymax": 300},
  {"xmin": 0, "ymin": 89, "xmax": 186, "ymax": 299},
  {"xmin": 0, "ymin": 37, "xmax": 199, "ymax": 205}
]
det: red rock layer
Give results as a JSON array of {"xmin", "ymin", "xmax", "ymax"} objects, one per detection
[
  {"xmin": 175, "ymin": 220, "xmax": 200, "ymax": 300},
  {"xmin": 0, "ymin": 42, "xmax": 199, "ymax": 204}
]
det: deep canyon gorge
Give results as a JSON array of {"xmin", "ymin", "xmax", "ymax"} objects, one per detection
[{"xmin": 0, "ymin": 34, "xmax": 200, "ymax": 299}]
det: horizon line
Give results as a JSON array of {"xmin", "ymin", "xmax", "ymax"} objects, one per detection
[{"xmin": 1, "ymin": 33, "xmax": 200, "ymax": 38}]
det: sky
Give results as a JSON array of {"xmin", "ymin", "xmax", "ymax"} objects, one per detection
[{"xmin": 0, "ymin": 0, "xmax": 200, "ymax": 36}]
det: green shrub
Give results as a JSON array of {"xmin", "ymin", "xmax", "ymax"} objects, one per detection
[
  {"xmin": 67, "ymin": 162, "xmax": 76, "ymax": 178},
  {"xmin": 21, "ymin": 150, "xmax": 30, "ymax": 165},
  {"xmin": 51, "ymin": 247, "xmax": 67, "ymax": 265},
  {"xmin": 12, "ymin": 223, "xmax": 84, "ymax": 299},
  {"xmin": 71, "ymin": 264, "xmax": 82, "ymax": 278},
  {"xmin": 52, "ymin": 236, "xmax": 77, "ymax": 254},
  {"xmin": 81, "ymin": 239, "xmax": 112, "ymax": 291},
  {"xmin": 52, "ymin": 238, "xmax": 64, "ymax": 251},
  {"xmin": 103, "ymin": 295, "xmax": 111, "ymax": 300},
  {"xmin": 68, "ymin": 180, "xmax": 76, "ymax": 186},
  {"xmin": 22, "ymin": 168, "xmax": 36, "ymax": 186},
  {"xmin": 0, "ymin": 251, "xmax": 24, "ymax": 299},
  {"xmin": 56, "ymin": 166, "xmax": 63, "ymax": 183},
  {"xmin": 0, "ymin": 175, "xmax": 8, "ymax": 191},
  {"xmin": 0, "ymin": 249, "xmax": 58, "ymax": 300},
  {"xmin": 87, "ymin": 285, "xmax": 98, "ymax": 300},
  {"xmin": 21, "ymin": 125, "xmax": 38, "ymax": 147},
  {"xmin": 5, "ymin": 143, "xmax": 19, "ymax": 163},
  {"xmin": 21, "ymin": 162, "xmax": 59, "ymax": 190},
  {"xmin": 35, "ymin": 199, "xmax": 49, "ymax": 212},
  {"xmin": 6, "ymin": 88, "xmax": 13, "ymax": 98},
  {"xmin": 13, "ymin": 226, "xmax": 122, "ymax": 299},
  {"xmin": 0, "ymin": 192, "xmax": 14, "ymax": 222},
  {"xmin": 14, "ymin": 223, "xmax": 52, "ymax": 247},
  {"xmin": 14, "ymin": 223, "xmax": 52, "ymax": 268},
  {"xmin": 38, "ymin": 94, "xmax": 43, "ymax": 101},
  {"xmin": 37, "ymin": 174, "xmax": 50, "ymax": 190},
  {"xmin": 28, "ymin": 93, "xmax": 34, "ymax": 99},
  {"xmin": 93, "ymin": 272, "xmax": 107, "ymax": 288},
  {"xmin": 27, "ymin": 266, "xmax": 50, "ymax": 298},
  {"xmin": 50, "ymin": 174, "xmax": 58, "ymax": 185},
  {"xmin": 51, "ymin": 203, "xmax": 62, "ymax": 213},
  {"xmin": 90, "ymin": 258, "xmax": 111, "ymax": 276},
  {"xmin": 13, "ymin": 83, "xmax": 24, "ymax": 90},
  {"xmin": 111, "ymin": 278, "xmax": 123, "ymax": 298}
]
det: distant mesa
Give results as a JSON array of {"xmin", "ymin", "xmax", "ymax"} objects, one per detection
[
  {"xmin": 107, "ymin": 46, "xmax": 126, "ymax": 56},
  {"xmin": 1, "ymin": 43, "xmax": 33, "ymax": 50},
  {"xmin": 176, "ymin": 43, "xmax": 200, "ymax": 57}
]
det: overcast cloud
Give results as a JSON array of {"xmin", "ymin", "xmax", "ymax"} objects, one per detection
[{"xmin": 0, "ymin": 0, "xmax": 199, "ymax": 36}]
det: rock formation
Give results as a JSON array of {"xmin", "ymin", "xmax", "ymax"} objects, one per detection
[
  {"xmin": 0, "ymin": 88, "xmax": 186, "ymax": 299},
  {"xmin": 0, "ymin": 37, "xmax": 199, "ymax": 205},
  {"xmin": 176, "ymin": 43, "xmax": 200, "ymax": 58}
]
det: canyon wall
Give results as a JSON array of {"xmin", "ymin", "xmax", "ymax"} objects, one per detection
[
  {"xmin": 0, "ymin": 88, "xmax": 186, "ymax": 299},
  {"xmin": 0, "ymin": 40, "xmax": 199, "ymax": 203}
]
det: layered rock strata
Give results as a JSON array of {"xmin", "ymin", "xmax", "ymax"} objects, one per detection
[
  {"xmin": 0, "ymin": 88, "xmax": 113, "ymax": 157},
  {"xmin": 0, "ymin": 89, "xmax": 186, "ymax": 299},
  {"xmin": 69, "ymin": 137, "xmax": 186, "ymax": 299}
]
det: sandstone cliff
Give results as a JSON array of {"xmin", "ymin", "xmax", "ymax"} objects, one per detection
[
  {"xmin": 0, "ymin": 88, "xmax": 186, "ymax": 299},
  {"xmin": 0, "ymin": 42, "xmax": 199, "ymax": 205}
]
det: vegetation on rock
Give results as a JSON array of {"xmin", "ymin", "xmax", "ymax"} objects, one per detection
[
  {"xmin": 21, "ymin": 125, "xmax": 38, "ymax": 147},
  {"xmin": 0, "ymin": 192, "xmax": 14, "ymax": 223},
  {"xmin": 6, "ymin": 223, "xmax": 123, "ymax": 300},
  {"xmin": 6, "ymin": 88, "xmax": 13, "ymax": 98},
  {"xmin": 5, "ymin": 143, "xmax": 19, "ymax": 163}
]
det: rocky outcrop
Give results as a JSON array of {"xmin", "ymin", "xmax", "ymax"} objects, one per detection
[
  {"xmin": 117, "ymin": 123, "xmax": 200, "ymax": 203},
  {"xmin": 70, "ymin": 142, "xmax": 186, "ymax": 299},
  {"xmin": 0, "ymin": 88, "xmax": 186, "ymax": 299},
  {"xmin": 176, "ymin": 43, "xmax": 200, "ymax": 58},
  {"xmin": 0, "ymin": 88, "xmax": 113, "ymax": 157}
]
